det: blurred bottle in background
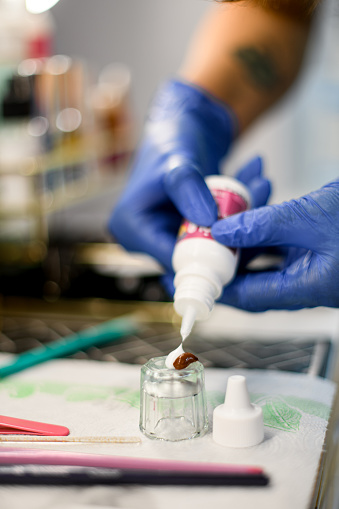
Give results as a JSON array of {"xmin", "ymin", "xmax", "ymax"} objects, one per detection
[
  {"xmin": 91, "ymin": 62, "xmax": 134, "ymax": 169},
  {"xmin": 0, "ymin": 0, "xmax": 135, "ymax": 269},
  {"xmin": 0, "ymin": 0, "xmax": 54, "ymax": 66},
  {"xmin": 0, "ymin": 0, "xmax": 55, "ymax": 251}
]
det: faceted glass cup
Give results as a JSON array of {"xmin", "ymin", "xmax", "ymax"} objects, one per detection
[{"xmin": 139, "ymin": 356, "xmax": 208, "ymax": 441}]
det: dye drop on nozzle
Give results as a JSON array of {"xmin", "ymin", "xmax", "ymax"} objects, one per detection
[{"xmin": 172, "ymin": 175, "xmax": 251, "ymax": 338}]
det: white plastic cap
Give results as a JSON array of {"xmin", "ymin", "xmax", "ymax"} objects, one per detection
[{"xmin": 213, "ymin": 375, "xmax": 264, "ymax": 448}]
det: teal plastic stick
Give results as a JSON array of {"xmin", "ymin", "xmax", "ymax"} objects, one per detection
[{"xmin": 0, "ymin": 316, "xmax": 139, "ymax": 379}]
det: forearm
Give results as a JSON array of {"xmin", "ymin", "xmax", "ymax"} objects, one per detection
[{"xmin": 179, "ymin": 1, "xmax": 314, "ymax": 132}]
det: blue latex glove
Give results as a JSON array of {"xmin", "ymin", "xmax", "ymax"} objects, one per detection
[
  {"xmin": 159, "ymin": 156, "xmax": 272, "ymax": 297},
  {"xmin": 109, "ymin": 79, "xmax": 238, "ymax": 271},
  {"xmin": 212, "ymin": 180, "xmax": 339, "ymax": 311}
]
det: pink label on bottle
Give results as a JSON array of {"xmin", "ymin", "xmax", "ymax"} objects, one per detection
[{"xmin": 177, "ymin": 188, "xmax": 248, "ymax": 242}]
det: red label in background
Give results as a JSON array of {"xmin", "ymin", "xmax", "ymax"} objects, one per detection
[{"xmin": 177, "ymin": 188, "xmax": 248, "ymax": 242}]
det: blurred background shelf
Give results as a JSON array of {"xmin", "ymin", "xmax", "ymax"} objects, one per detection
[{"xmin": 0, "ymin": 0, "xmax": 136, "ymax": 274}]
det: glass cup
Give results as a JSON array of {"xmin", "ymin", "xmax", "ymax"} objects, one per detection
[{"xmin": 139, "ymin": 356, "xmax": 208, "ymax": 441}]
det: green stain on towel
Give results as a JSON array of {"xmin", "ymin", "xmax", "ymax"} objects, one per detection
[{"xmin": 0, "ymin": 380, "xmax": 140, "ymax": 408}]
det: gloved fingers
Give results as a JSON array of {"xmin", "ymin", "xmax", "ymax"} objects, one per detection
[
  {"xmin": 234, "ymin": 156, "xmax": 271, "ymax": 209},
  {"xmin": 218, "ymin": 269, "xmax": 309, "ymax": 312},
  {"xmin": 246, "ymin": 177, "xmax": 271, "ymax": 209},
  {"xmin": 163, "ymin": 162, "xmax": 218, "ymax": 226},
  {"xmin": 235, "ymin": 156, "xmax": 263, "ymax": 184},
  {"xmin": 121, "ymin": 223, "xmax": 176, "ymax": 272},
  {"xmin": 283, "ymin": 246, "xmax": 308, "ymax": 269},
  {"xmin": 109, "ymin": 202, "xmax": 181, "ymax": 272},
  {"xmin": 211, "ymin": 201, "xmax": 313, "ymax": 249}
]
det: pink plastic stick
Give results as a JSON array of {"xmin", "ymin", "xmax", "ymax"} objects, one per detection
[
  {"xmin": 0, "ymin": 448, "xmax": 263, "ymax": 475},
  {"xmin": 0, "ymin": 415, "xmax": 70, "ymax": 436}
]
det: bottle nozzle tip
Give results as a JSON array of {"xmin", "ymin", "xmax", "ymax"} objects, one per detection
[{"xmin": 180, "ymin": 305, "xmax": 197, "ymax": 341}]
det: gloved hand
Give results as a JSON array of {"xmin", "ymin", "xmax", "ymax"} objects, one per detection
[
  {"xmin": 212, "ymin": 180, "xmax": 339, "ymax": 311},
  {"xmin": 159, "ymin": 154, "xmax": 272, "ymax": 297},
  {"xmin": 109, "ymin": 79, "xmax": 248, "ymax": 271}
]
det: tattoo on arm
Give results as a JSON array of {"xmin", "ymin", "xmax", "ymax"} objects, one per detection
[{"xmin": 234, "ymin": 47, "xmax": 280, "ymax": 90}]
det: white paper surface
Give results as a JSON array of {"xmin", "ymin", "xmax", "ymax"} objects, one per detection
[{"xmin": 0, "ymin": 357, "xmax": 336, "ymax": 509}]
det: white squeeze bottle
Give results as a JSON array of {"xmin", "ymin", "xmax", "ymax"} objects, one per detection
[{"xmin": 172, "ymin": 175, "xmax": 251, "ymax": 340}]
